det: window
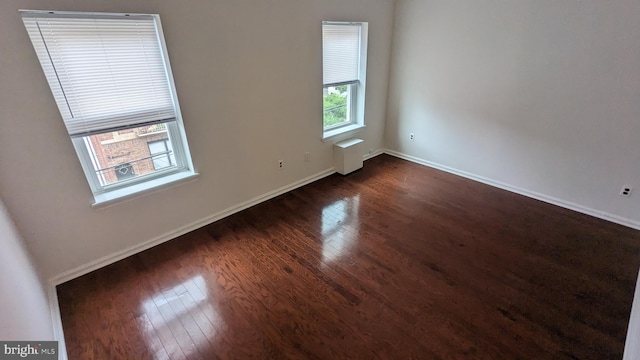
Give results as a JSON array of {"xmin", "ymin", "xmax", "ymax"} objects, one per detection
[
  {"xmin": 148, "ymin": 139, "xmax": 175, "ymax": 170},
  {"xmin": 21, "ymin": 11, "xmax": 195, "ymax": 204},
  {"xmin": 322, "ymin": 22, "xmax": 368, "ymax": 139}
]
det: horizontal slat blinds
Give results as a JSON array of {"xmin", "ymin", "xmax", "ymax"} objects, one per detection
[
  {"xmin": 22, "ymin": 13, "xmax": 175, "ymax": 137},
  {"xmin": 322, "ymin": 23, "xmax": 361, "ymax": 86}
]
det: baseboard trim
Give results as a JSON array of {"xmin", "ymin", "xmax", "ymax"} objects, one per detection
[
  {"xmin": 383, "ymin": 149, "xmax": 640, "ymax": 231},
  {"xmin": 363, "ymin": 148, "xmax": 384, "ymax": 161},
  {"xmin": 49, "ymin": 167, "xmax": 337, "ymax": 286},
  {"xmin": 624, "ymin": 269, "xmax": 640, "ymax": 359},
  {"xmin": 47, "ymin": 283, "xmax": 67, "ymax": 360}
]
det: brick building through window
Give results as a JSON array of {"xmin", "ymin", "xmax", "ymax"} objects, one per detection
[{"xmin": 87, "ymin": 124, "xmax": 173, "ymax": 186}]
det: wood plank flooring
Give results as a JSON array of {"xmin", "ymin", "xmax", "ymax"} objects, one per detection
[{"xmin": 57, "ymin": 154, "xmax": 640, "ymax": 359}]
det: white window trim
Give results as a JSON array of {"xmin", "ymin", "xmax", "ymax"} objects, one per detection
[
  {"xmin": 322, "ymin": 124, "xmax": 367, "ymax": 142},
  {"xmin": 92, "ymin": 171, "xmax": 199, "ymax": 209},
  {"xmin": 21, "ymin": 10, "xmax": 197, "ymax": 206},
  {"xmin": 322, "ymin": 21, "xmax": 368, "ymax": 140}
]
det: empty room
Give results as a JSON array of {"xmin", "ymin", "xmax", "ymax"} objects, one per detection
[{"xmin": 1, "ymin": 0, "xmax": 640, "ymax": 359}]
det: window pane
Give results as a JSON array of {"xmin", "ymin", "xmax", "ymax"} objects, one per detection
[
  {"xmin": 323, "ymin": 85, "xmax": 350, "ymax": 129},
  {"xmin": 84, "ymin": 122, "xmax": 177, "ymax": 186},
  {"xmin": 148, "ymin": 139, "xmax": 175, "ymax": 170}
]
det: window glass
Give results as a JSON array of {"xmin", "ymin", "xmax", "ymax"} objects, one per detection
[
  {"xmin": 84, "ymin": 123, "xmax": 176, "ymax": 186},
  {"xmin": 148, "ymin": 139, "xmax": 176, "ymax": 170}
]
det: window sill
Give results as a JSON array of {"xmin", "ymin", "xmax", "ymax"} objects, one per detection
[
  {"xmin": 322, "ymin": 124, "xmax": 366, "ymax": 142},
  {"xmin": 91, "ymin": 171, "xmax": 199, "ymax": 209}
]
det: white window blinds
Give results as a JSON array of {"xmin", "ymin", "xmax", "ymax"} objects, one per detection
[
  {"xmin": 21, "ymin": 12, "xmax": 175, "ymax": 137},
  {"xmin": 322, "ymin": 23, "xmax": 361, "ymax": 86}
]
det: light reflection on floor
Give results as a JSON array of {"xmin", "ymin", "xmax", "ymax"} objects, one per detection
[
  {"xmin": 321, "ymin": 195, "xmax": 360, "ymax": 264},
  {"xmin": 140, "ymin": 275, "xmax": 223, "ymax": 359}
]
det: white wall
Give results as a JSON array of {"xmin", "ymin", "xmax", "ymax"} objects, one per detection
[
  {"xmin": 0, "ymin": 0, "xmax": 394, "ymax": 280},
  {"xmin": 0, "ymin": 197, "xmax": 54, "ymax": 340},
  {"xmin": 386, "ymin": 0, "xmax": 640, "ymax": 226}
]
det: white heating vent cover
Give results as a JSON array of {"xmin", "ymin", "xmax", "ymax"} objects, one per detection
[{"xmin": 334, "ymin": 138, "xmax": 364, "ymax": 175}]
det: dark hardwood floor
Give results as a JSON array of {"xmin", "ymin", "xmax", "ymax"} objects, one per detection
[{"xmin": 57, "ymin": 154, "xmax": 640, "ymax": 359}]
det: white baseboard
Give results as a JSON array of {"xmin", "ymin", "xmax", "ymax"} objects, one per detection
[
  {"xmin": 48, "ymin": 166, "xmax": 337, "ymax": 286},
  {"xmin": 383, "ymin": 149, "xmax": 640, "ymax": 231},
  {"xmin": 48, "ymin": 149, "xmax": 386, "ymax": 287},
  {"xmin": 363, "ymin": 148, "xmax": 384, "ymax": 161},
  {"xmin": 44, "ymin": 151, "xmax": 396, "ymax": 358},
  {"xmin": 624, "ymin": 269, "xmax": 640, "ymax": 360},
  {"xmin": 47, "ymin": 283, "xmax": 67, "ymax": 360}
]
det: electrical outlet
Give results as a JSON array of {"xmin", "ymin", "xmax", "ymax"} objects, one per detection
[
  {"xmin": 410, "ymin": 133, "xmax": 415, "ymax": 141},
  {"xmin": 304, "ymin": 152, "xmax": 310, "ymax": 162},
  {"xmin": 620, "ymin": 186, "xmax": 633, "ymax": 197},
  {"xmin": 278, "ymin": 160, "xmax": 284, "ymax": 169}
]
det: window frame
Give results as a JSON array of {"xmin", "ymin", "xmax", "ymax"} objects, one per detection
[
  {"xmin": 21, "ymin": 10, "xmax": 196, "ymax": 204},
  {"xmin": 321, "ymin": 21, "xmax": 368, "ymax": 140}
]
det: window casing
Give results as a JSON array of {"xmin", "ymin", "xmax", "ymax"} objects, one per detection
[
  {"xmin": 21, "ymin": 11, "xmax": 195, "ymax": 204},
  {"xmin": 322, "ymin": 22, "xmax": 368, "ymax": 139}
]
